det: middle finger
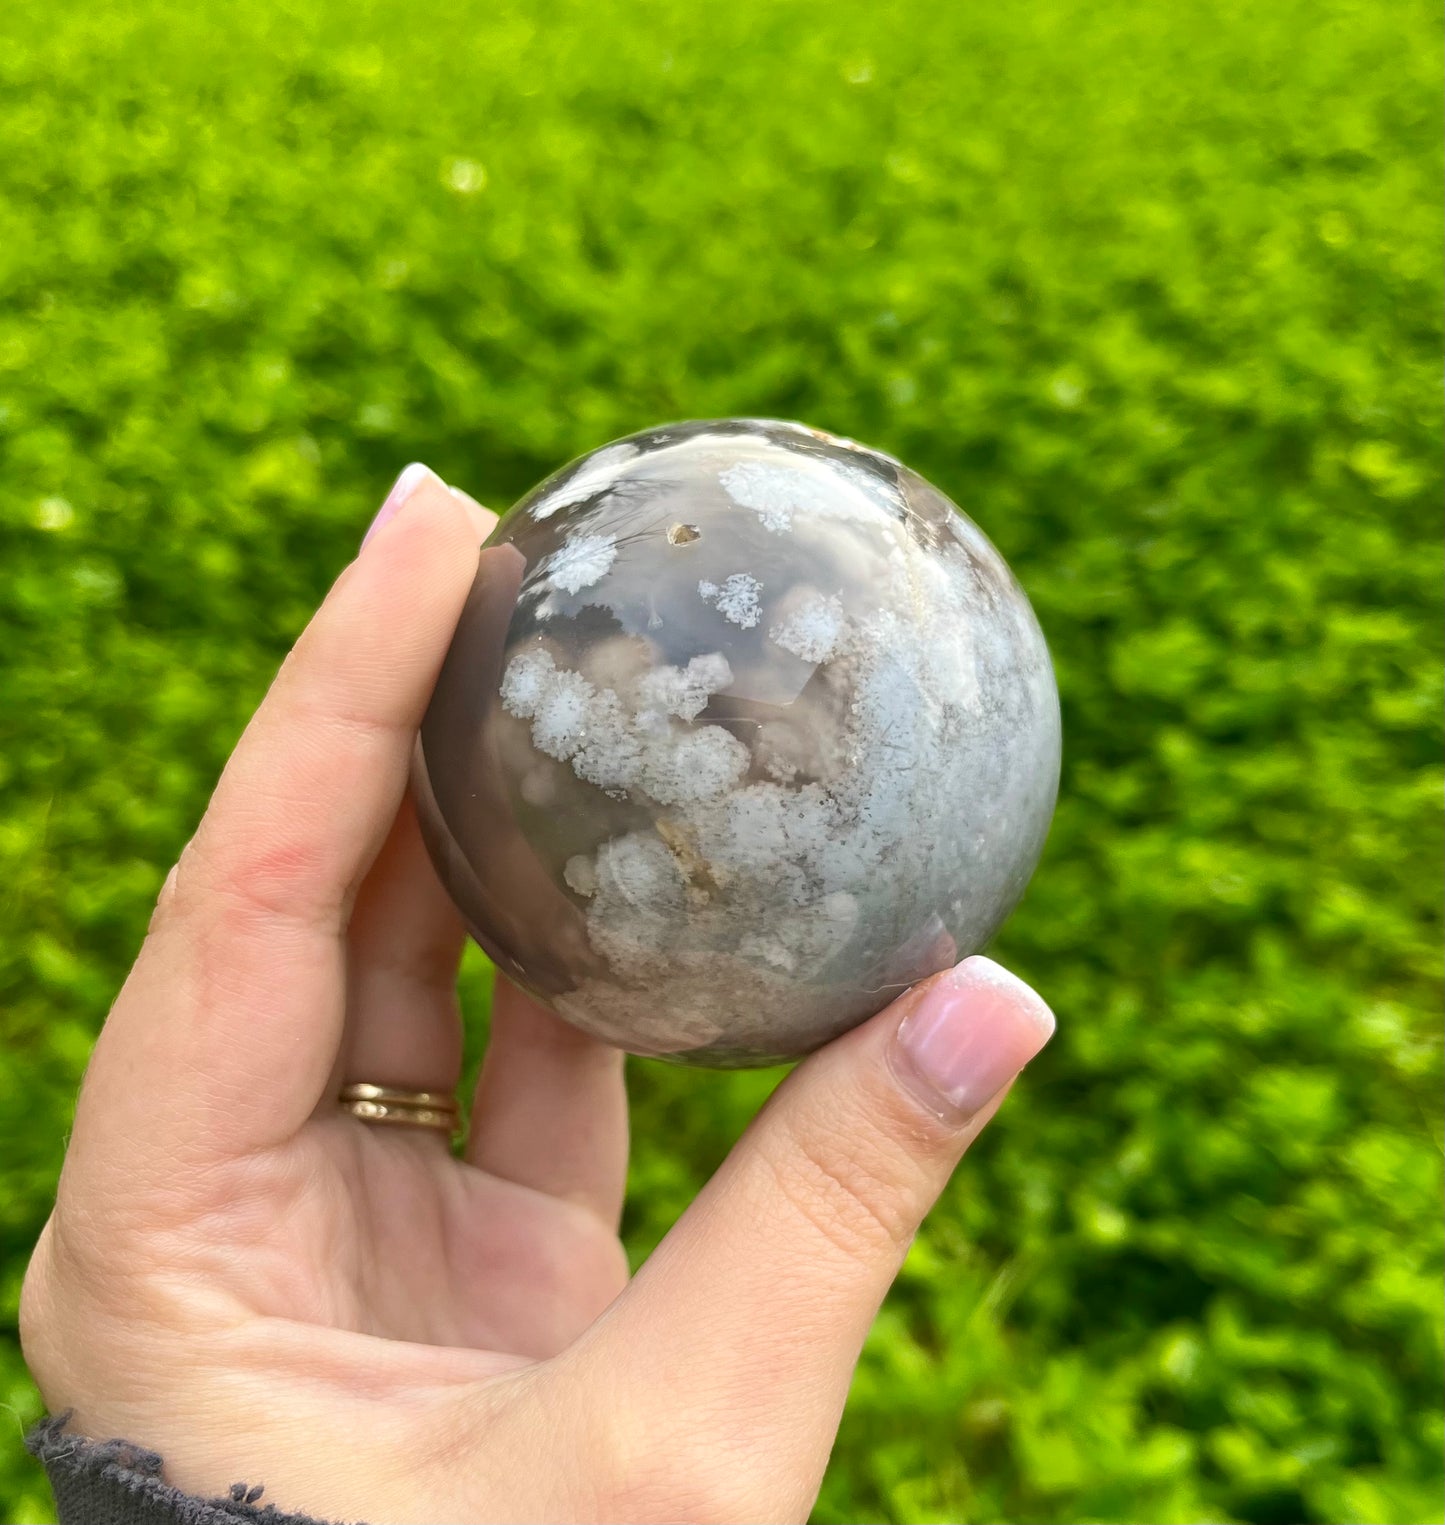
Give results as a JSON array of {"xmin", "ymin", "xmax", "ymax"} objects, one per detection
[{"xmin": 335, "ymin": 793, "xmax": 468, "ymax": 1100}]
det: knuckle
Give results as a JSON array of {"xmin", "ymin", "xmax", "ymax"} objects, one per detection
[
  {"xmin": 219, "ymin": 839, "xmax": 325, "ymax": 917},
  {"xmin": 298, "ymin": 695, "xmax": 410, "ymax": 752},
  {"xmin": 205, "ymin": 830, "xmax": 340, "ymax": 931},
  {"xmin": 762, "ymin": 1104, "xmax": 926, "ymax": 1262},
  {"xmin": 154, "ymin": 822, "xmax": 337, "ymax": 935}
]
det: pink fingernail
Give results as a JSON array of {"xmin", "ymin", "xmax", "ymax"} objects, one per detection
[
  {"xmin": 362, "ymin": 462, "xmax": 438, "ymax": 546},
  {"xmin": 889, "ymin": 955, "xmax": 1056, "ymax": 1123}
]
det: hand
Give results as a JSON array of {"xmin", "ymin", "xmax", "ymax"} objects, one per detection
[{"xmin": 20, "ymin": 465, "xmax": 1056, "ymax": 1524}]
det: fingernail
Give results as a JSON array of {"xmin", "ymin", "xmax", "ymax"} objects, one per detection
[
  {"xmin": 889, "ymin": 955, "xmax": 1055, "ymax": 1123},
  {"xmin": 362, "ymin": 462, "xmax": 440, "ymax": 547}
]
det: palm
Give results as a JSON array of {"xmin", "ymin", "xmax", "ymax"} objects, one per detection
[
  {"xmin": 238, "ymin": 1122, "xmax": 630, "ymax": 1360},
  {"xmin": 114, "ymin": 776, "xmax": 634, "ymax": 1395}
]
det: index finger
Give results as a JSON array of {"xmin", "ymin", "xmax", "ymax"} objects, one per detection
[{"xmin": 78, "ymin": 467, "xmax": 491, "ymax": 1164}]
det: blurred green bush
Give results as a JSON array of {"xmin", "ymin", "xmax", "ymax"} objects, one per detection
[{"xmin": 0, "ymin": 0, "xmax": 1440, "ymax": 1520}]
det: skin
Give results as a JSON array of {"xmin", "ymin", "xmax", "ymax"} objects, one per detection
[{"xmin": 20, "ymin": 472, "xmax": 1054, "ymax": 1525}]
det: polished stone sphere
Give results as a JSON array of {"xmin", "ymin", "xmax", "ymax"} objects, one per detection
[{"xmin": 413, "ymin": 419, "xmax": 1060, "ymax": 1067}]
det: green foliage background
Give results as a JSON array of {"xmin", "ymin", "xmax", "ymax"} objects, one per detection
[{"xmin": 1, "ymin": 0, "xmax": 1441, "ymax": 1520}]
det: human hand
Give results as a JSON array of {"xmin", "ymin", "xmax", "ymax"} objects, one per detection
[{"xmin": 20, "ymin": 465, "xmax": 1056, "ymax": 1524}]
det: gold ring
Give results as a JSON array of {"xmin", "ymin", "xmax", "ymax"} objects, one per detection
[{"xmin": 338, "ymin": 1083, "xmax": 461, "ymax": 1136}]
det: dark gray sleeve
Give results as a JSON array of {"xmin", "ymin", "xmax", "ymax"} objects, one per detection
[{"xmin": 26, "ymin": 1416, "xmax": 355, "ymax": 1525}]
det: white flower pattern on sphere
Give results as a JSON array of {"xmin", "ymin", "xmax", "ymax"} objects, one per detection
[
  {"xmin": 769, "ymin": 592, "xmax": 846, "ymax": 662},
  {"xmin": 697, "ymin": 573, "xmax": 763, "ymax": 628}
]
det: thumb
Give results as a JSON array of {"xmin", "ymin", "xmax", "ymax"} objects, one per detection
[{"xmin": 578, "ymin": 955, "xmax": 1055, "ymax": 1519}]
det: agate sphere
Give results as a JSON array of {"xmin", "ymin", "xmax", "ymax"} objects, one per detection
[{"xmin": 413, "ymin": 419, "xmax": 1060, "ymax": 1067}]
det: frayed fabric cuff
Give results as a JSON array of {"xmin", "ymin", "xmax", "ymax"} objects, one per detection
[{"xmin": 26, "ymin": 1415, "xmax": 352, "ymax": 1525}]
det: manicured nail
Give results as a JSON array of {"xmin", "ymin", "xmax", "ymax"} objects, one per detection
[
  {"xmin": 889, "ymin": 955, "xmax": 1055, "ymax": 1123},
  {"xmin": 362, "ymin": 462, "xmax": 440, "ymax": 546}
]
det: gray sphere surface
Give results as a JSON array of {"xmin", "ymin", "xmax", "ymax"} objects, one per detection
[{"xmin": 413, "ymin": 419, "xmax": 1060, "ymax": 1067}]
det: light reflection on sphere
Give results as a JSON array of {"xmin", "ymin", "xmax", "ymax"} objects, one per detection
[{"xmin": 413, "ymin": 419, "xmax": 1060, "ymax": 1067}]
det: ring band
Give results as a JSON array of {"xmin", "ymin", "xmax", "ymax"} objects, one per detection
[
  {"xmin": 339, "ymin": 1084, "xmax": 460, "ymax": 1111},
  {"xmin": 338, "ymin": 1083, "xmax": 460, "ymax": 1136}
]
